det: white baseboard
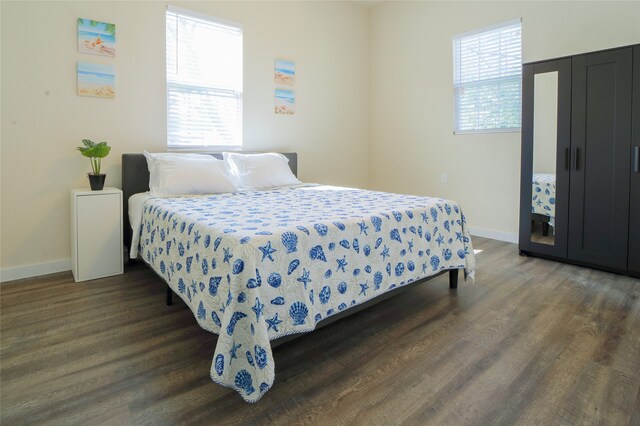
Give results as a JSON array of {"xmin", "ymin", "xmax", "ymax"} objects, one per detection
[
  {"xmin": 468, "ymin": 226, "xmax": 518, "ymax": 244},
  {"xmin": 0, "ymin": 259, "xmax": 71, "ymax": 283},
  {"xmin": 1, "ymin": 247, "xmax": 130, "ymax": 283}
]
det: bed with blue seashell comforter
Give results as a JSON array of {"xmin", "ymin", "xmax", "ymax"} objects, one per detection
[
  {"xmin": 133, "ymin": 184, "xmax": 476, "ymax": 402},
  {"xmin": 532, "ymin": 173, "xmax": 556, "ymax": 226}
]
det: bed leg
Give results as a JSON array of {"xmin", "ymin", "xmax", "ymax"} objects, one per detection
[
  {"xmin": 166, "ymin": 285, "xmax": 173, "ymax": 306},
  {"xmin": 449, "ymin": 269, "xmax": 459, "ymax": 289},
  {"xmin": 542, "ymin": 222, "xmax": 550, "ymax": 237}
]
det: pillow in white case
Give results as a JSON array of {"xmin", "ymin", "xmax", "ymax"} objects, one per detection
[
  {"xmin": 143, "ymin": 151, "xmax": 214, "ymax": 194},
  {"xmin": 223, "ymin": 152, "xmax": 300, "ymax": 190},
  {"xmin": 145, "ymin": 153, "xmax": 237, "ymax": 196}
]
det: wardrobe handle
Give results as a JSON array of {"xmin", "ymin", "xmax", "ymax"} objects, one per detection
[
  {"xmin": 634, "ymin": 146, "xmax": 639, "ymax": 173},
  {"xmin": 572, "ymin": 147, "xmax": 580, "ymax": 171},
  {"xmin": 564, "ymin": 147, "xmax": 570, "ymax": 170}
]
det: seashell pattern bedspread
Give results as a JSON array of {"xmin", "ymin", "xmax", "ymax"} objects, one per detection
[
  {"xmin": 532, "ymin": 173, "xmax": 556, "ymax": 225},
  {"xmin": 136, "ymin": 184, "xmax": 476, "ymax": 402}
]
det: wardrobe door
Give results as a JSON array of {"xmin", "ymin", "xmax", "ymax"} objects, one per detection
[
  {"xmin": 519, "ymin": 59, "xmax": 571, "ymax": 257},
  {"xmin": 628, "ymin": 45, "xmax": 640, "ymax": 274},
  {"xmin": 568, "ymin": 48, "xmax": 632, "ymax": 269}
]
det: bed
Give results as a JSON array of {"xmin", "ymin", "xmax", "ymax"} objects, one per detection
[
  {"xmin": 531, "ymin": 173, "xmax": 556, "ymax": 236},
  {"xmin": 122, "ymin": 152, "xmax": 476, "ymax": 402}
]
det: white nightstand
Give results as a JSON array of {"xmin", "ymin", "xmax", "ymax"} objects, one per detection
[{"xmin": 71, "ymin": 187, "xmax": 124, "ymax": 282}]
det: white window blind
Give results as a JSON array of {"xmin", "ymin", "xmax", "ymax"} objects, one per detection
[
  {"xmin": 166, "ymin": 7, "xmax": 242, "ymax": 149},
  {"xmin": 453, "ymin": 19, "xmax": 522, "ymax": 134}
]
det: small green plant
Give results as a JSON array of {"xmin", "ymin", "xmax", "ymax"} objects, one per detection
[{"xmin": 76, "ymin": 139, "xmax": 111, "ymax": 175}]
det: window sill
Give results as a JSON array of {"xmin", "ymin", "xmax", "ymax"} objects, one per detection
[{"xmin": 453, "ymin": 128, "xmax": 521, "ymax": 135}]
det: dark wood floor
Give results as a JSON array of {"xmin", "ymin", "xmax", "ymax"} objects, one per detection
[{"xmin": 2, "ymin": 237, "xmax": 639, "ymax": 425}]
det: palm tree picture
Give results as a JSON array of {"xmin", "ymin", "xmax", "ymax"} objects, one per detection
[{"xmin": 78, "ymin": 18, "xmax": 116, "ymax": 57}]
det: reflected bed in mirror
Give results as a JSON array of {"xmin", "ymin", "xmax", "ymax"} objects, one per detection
[{"xmin": 531, "ymin": 173, "xmax": 556, "ymax": 244}]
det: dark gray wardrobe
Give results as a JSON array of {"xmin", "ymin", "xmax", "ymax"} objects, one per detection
[{"xmin": 519, "ymin": 44, "xmax": 640, "ymax": 277}]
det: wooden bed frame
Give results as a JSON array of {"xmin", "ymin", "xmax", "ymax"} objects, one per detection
[{"xmin": 121, "ymin": 152, "xmax": 459, "ymax": 346}]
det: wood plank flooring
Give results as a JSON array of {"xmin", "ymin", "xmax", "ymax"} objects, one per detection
[{"xmin": 1, "ymin": 237, "xmax": 639, "ymax": 425}]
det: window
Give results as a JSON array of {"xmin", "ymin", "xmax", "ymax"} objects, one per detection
[
  {"xmin": 166, "ymin": 7, "xmax": 242, "ymax": 149},
  {"xmin": 452, "ymin": 19, "xmax": 522, "ymax": 134}
]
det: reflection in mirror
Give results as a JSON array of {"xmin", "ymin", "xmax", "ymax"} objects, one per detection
[{"xmin": 531, "ymin": 71, "xmax": 558, "ymax": 245}]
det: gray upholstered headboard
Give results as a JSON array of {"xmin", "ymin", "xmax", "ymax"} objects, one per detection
[{"xmin": 121, "ymin": 152, "xmax": 298, "ymax": 250}]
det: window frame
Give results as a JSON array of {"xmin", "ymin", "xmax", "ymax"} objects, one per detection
[
  {"xmin": 452, "ymin": 18, "xmax": 522, "ymax": 135},
  {"xmin": 165, "ymin": 5, "xmax": 243, "ymax": 151}
]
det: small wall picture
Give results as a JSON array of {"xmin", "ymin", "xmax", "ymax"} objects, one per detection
[
  {"xmin": 78, "ymin": 18, "xmax": 115, "ymax": 57},
  {"xmin": 78, "ymin": 62, "xmax": 115, "ymax": 98},
  {"xmin": 275, "ymin": 89, "xmax": 295, "ymax": 115},
  {"xmin": 275, "ymin": 59, "xmax": 295, "ymax": 86}
]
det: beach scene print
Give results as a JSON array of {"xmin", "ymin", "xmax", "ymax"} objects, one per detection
[
  {"xmin": 275, "ymin": 89, "xmax": 295, "ymax": 115},
  {"xmin": 78, "ymin": 62, "xmax": 115, "ymax": 98},
  {"xmin": 275, "ymin": 59, "xmax": 295, "ymax": 86},
  {"xmin": 78, "ymin": 18, "xmax": 115, "ymax": 57}
]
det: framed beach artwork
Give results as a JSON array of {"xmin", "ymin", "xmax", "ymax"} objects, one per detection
[
  {"xmin": 78, "ymin": 18, "xmax": 115, "ymax": 57},
  {"xmin": 77, "ymin": 62, "xmax": 115, "ymax": 98},
  {"xmin": 275, "ymin": 89, "xmax": 295, "ymax": 115},
  {"xmin": 275, "ymin": 59, "xmax": 295, "ymax": 86}
]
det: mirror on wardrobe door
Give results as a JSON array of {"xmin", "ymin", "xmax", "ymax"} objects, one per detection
[{"xmin": 531, "ymin": 71, "xmax": 558, "ymax": 246}]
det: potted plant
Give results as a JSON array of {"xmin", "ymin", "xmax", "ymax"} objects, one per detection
[{"xmin": 76, "ymin": 139, "xmax": 111, "ymax": 190}]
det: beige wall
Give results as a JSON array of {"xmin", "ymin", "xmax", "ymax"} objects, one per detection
[
  {"xmin": 0, "ymin": 1, "xmax": 371, "ymax": 280},
  {"xmin": 370, "ymin": 1, "xmax": 640, "ymax": 241}
]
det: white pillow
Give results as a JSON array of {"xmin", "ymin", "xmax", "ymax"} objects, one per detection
[
  {"xmin": 144, "ymin": 152, "xmax": 237, "ymax": 196},
  {"xmin": 223, "ymin": 152, "xmax": 300, "ymax": 190},
  {"xmin": 144, "ymin": 151, "xmax": 213, "ymax": 194}
]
